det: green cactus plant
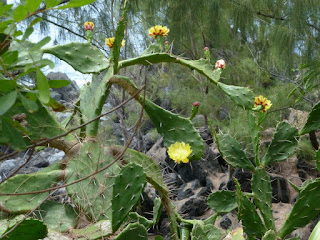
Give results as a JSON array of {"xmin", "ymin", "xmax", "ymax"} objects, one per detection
[
  {"xmin": 278, "ymin": 178, "xmax": 320, "ymax": 238},
  {"xmin": 34, "ymin": 200, "xmax": 79, "ymax": 233},
  {"xmin": 261, "ymin": 230, "xmax": 277, "ymax": 240},
  {"xmin": 261, "ymin": 121, "xmax": 299, "ymax": 166},
  {"xmin": 111, "ymin": 162, "xmax": 146, "ymax": 232},
  {"xmin": 207, "ymin": 190, "xmax": 237, "ymax": 214},
  {"xmin": 128, "ymin": 212, "xmax": 153, "ymax": 230},
  {"xmin": 234, "ymin": 179, "xmax": 267, "ymax": 239},
  {"xmin": 215, "ymin": 133, "xmax": 255, "ymax": 170},
  {"xmin": 71, "ymin": 220, "xmax": 112, "ymax": 240},
  {"xmin": 0, "ymin": 170, "xmax": 62, "ymax": 213},
  {"xmin": 43, "ymin": 42, "xmax": 109, "ymax": 74},
  {"xmin": 300, "ymin": 101, "xmax": 320, "ymax": 135},
  {"xmin": 252, "ymin": 168, "xmax": 275, "ymax": 230},
  {"xmin": 113, "ymin": 223, "xmax": 148, "ymax": 240},
  {"xmin": 66, "ymin": 141, "xmax": 120, "ymax": 221},
  {"xmin": 0, "ymin": 217, "xmax": 47, "ymax": 240}
]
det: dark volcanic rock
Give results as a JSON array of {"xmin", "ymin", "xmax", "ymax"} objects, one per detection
[
  {"xmin": 227, "ymin": 168, "xmax": 252, "ymax": 192},
  {"xmin": 270, "ymin": 176, "xmax": 290, "ymax": 203},
  {"xmin": 179, "ymin": 197, "xmax": 208, "ymax": 218}
]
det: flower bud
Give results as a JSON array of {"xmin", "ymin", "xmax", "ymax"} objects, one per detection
[
  {"xmin": 84, "ymin": 21, "xmax": 94, "ymax": 31},
  {"xmin": 165, "ymin": 41, "xmax": 170, "ymax": 52},
  {"xmin": 193, "ymin": 101, "xmax": 200, "ymax": 107},
  {"xmin": 215, "ymin": 59, "xmax": 226, "ymax": 70},
  {"xmin": 204, "ymin": 47, "xmax": 210, "ymax": 60}
]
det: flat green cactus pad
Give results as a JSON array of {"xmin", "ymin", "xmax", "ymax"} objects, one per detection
[
  {"xmin": 300, "ymin": 101, "xmax": 320, "ymax": 135},
  {"xmin": 143, "ymin": 99, "xmax": 204, "ymax": 160},
  {"xmin": 113, "ymin": 223, "xmax": 148, "ymax": 240},
  {"xmin": 66, "ymin": 141, "xmax": 120, "ymax": 221},
  {"xmin": 207, "ymin": 190, "xmax": 237, "ymax": 213},
  {"xmin": 43, "ymin": 42, "xmax": 109, "ymax": 74}
]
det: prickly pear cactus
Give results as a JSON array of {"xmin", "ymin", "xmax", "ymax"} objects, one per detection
[
  {"xmin": 217, "ymin": 82, "xmax": 255, "ymax": 109},
  {"xmin": 66, "ymin": 141, "xmax": 120, "ymax": 221},
  {"xmin": 190, "ymin": 220, "xmax": 220, "ymax": 240},
  {"xmin": 279, "ymin": 178, "xmax": 320, "ymax": 238},
  {"xmin": 0, "ymin": 216, "xmax": 47, "ymax": 240},
  {"xmin": 43, "ymin": 42, "xmax": 109, "ymax": 74},
  {"xmin": 215, "ymin": 133, "xmax": 255, "ymax": 170},
  {"xmin": 235, "ymin": 179, "xmax": 266, "ymax": 239},
  {"xmin": 80, "ymin": 68, "xmax": 113, "ymax": 136},
  {"xmin": 252, "ymin": 168, "xmax": 275, "ymax": 230},
  {"xmin": 261, "ymin": 230, "xmax": 277, "ymax": 240},
  {"xmin": 111, "ymin": 163, "xmax": 146, "ymax": 232},
  {"xmin": 300, "ymin": 101, "xmax": 320, "ymax": 135},
  {"xmin": 261, "ymin": 121, "xmax": 298, "ymax": 166},
  {"xmin": 113, "ymin": 223, "xmax": 148, "ymax": 240},
  {"xmin": 71, "ymin": 220, "xmax": 112, "ymax": 240},
  {"xmin": 207, "ymin": 190, "xmax": 237, "ymax": 214},
  {"xmin": 0, "ymin": 170, "xmax": 62, "ymax": 213}
]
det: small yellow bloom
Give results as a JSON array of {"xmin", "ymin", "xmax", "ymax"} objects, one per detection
[
  {"xmin": 84, "ymin": 21, "xmax": 94, "ymax": 31},
  {"xmin": 167, "ymin": 142, "xmax": 192, "ymax": 164},
  {"xmin": 254, "ymin": 95, "xmax": 272, "ymax": 112},
  {"xmin": 105, "ymin": 37, "xmax": 125, "ymax": 48},
  {"xmin": 149, "ymin": 25, "xmax": 170, "ymax": 38}
]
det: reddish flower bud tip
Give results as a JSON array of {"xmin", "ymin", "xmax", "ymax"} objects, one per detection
[
  {"xmin": 84, "ymin": 21, "xmax": 94, "ymax": 31},
  {"xmin": 193, "ymin": 101, "xmax": 200, "ymax": 107},
  {"xmin": 203, "ymin": 47, "xmax": 209, "ymax": 51},
  {"xmin": 215, "ymin": 59, "xmax": 226, "ymax": 70},
  {"xmin": 165, "ymin": 41, "xmax": 170, "ymax": 44}
]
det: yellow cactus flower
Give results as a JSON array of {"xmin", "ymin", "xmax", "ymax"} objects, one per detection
[
  {"xmin": 167, "ymin": 142, "xmax": 192, "ymax": 164},
  {"xmin": 149, "ymin": 25, "xmax": 170, "ymax": 38},
  {"xmin": 84, "ymin": 21, "xmax": 94, "ymax": 31},
  {"xmin": 105, "ymin": 37, "xmax": 125, "ymax": 48},
  {"xmin": 254, "ymin": 95, "xmax": 272, "ymax": 112}
]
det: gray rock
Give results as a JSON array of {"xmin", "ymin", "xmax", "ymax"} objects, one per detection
[
  {"xmin": 270, "ymin": 175, "xmax": 290, "ymax": 203},
  {"xmin": 179, "ymin": 197, "xmax": 208, "ymax": 218},
  {"xmin": 50, "ymin": 91, "xmax": 62, "ymax": 101},
  {"xmin": 220, "ymin": 214, "xmax": 232, "ymax": 229},
  {"xmin": 177, "ymin": 184, "xmax": 195, "ymax": 200}
]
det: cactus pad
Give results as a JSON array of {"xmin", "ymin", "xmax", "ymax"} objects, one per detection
[
  {"xmin": 252, "ymin": 168, "xmax": 275, "ymax": 230},
  {"xmin": 261, "ymin": 230, "xmax": 277, "ymax": 240},
  {"xmin": 66, "ymin": 141, "xmax": 120, "ymax": 221},
  {"xmin": 80, "ymin": 68, "xmax": 113, "ymax": 136},
  {"xmin": 235, "ymin": 179, "xmax": 266, "ymax": 238},
  {"xmin": 191, "ymin": 221, "xmax": 221, "ymax": 240},
  {"xmin": 279, "ymin": 178, "xmax": 320, "ymax": 238},
  {"xmin": 114, "ymin": 223, "xmax": 147, "ymax": 240},
  {"xmin": 71, "ymin": 220, "xmax": 112, "ymax": 240},
  {"xmin": 207, "ymin": 190, "xmax": 237, "ymax": 213},
  {"xmin": 0, "ymin": 170, "xmax": 61, "ymax": 213},
  {"xmin": 128, "ymin": 212, "xmax": 153, "ymax": 230},
  {"xmin": 35, "ymin": 200, "xmax": 79, "ymax": 233},
  {"xmin": 0, "ymin": 217, "xmax": 47, "ymax": 240},
  {"xmin": 217, "ymin": 82, "xmax": 255, "ymax": 109},
  {"xmin": 43, "ymin": 42, "xmax": 109, "ymax": 74},
  {"xmin": 300, "ymin": 101, "xmax": 320, "ymax": 135},
  {"xmin": 111, "ymin": 146, "xmax": 167, "ymax": 191},
  {"xmin": 112, "ymin": 163, "xmax": 146, "ymax": 232},
  {"xmin": 261, "ymin": 121, "xmax": 298, "ymax": 166},
  {"xmin": 143, "ymin": 99, "xmax": 204, "ymax": 160},
  {"xmin": 215, "ymin": 133, "xmax": 255, "ymax": 170}
]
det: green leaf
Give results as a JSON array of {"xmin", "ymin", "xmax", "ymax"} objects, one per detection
[
  {"xmin": 1, "ymin": 118, "xmax": 28, "ymax": 150},
  {"xmin": 128, "ymin": 212, "xmax": 153, "ymax": 230},
  {"xmin": 21, "ymin": 27, "xmax": 34, "ymax": 41},
  {"xmin": 45, "ymin": 0, "xmax": 61, "ymax": 8},
  {"xmin": 300, "ymin": 101, "xmax": 320, "ymax": 135},
  {"xmin": 13, "ymin": 5, "xmax": 28, "ymax": 22},
  {"xmin": 316, "ymin": 149, "xmax": 320, "ymax": 172},
  {"xmin": 215, "ymin": 133, "xmax": 255, "ymax": 170},
  {"xmin": 45, "ymin": 97, "xmax": 66, "ymax": 112},
  {"xmin": 26, "ymin": 0, "xmax": 42, "ymax": 13},
  {"xmin": 1, "ymin": 218, "xmax": 47, "ymax": 240},
  {"xmin": 19, "ymin": 93, "xmax": 39, "ymax": 113},
  {"xmin": 153, "ymin": 197, "xmax": 163, "ymax": 225},
  {"xmin": 1, "ymin": 50, "xmax": 18, "ymax": 65},
  {"xmin": 0, "ymin": 79, "xmax": 16, "ymax": 93},
  {"xmin": 35, "ymin": 201, "xmax": 79, "ymax": 233},
  {"xmin": 309, "ymin": 220, "xmax": 320, "ymax": 240},
  {"xmin": 262, "ymin": 121, "xmax": 299, "ymax": 166},
  {"xmin": 49, "ymin": 79, "xmax": 70, "ymax": 88},
  {"xmin": 31, "ymin": 36, "xmax": 50, "ymax": 49},
  {"xmin": 217, "ymin": 82, "xmax": 255, "ymax": 109},
  {"xmin": 58, "ymin": 0, "xmax": 95, "ymax": 9},
  {"xmin": 36, "ymin": 68, "xmax": 50, "ymax": 104},
  {"xmin": 207, "ymin": 190, "xmax": 237, "ymax": 213},
  {"xmin": 0, "ymin": 90, "xmax": 17, "ymax": 115}
]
